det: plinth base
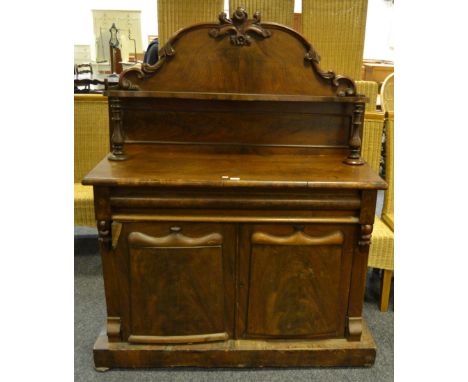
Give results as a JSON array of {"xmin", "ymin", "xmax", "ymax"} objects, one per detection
[{"xmin": 94, "ymin": 321, "xmax": 376, "ymax": 369}]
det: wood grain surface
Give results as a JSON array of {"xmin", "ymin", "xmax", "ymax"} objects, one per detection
[
  {"xmin": 83, "ymin": 144, "xmax": 386, "ymax": 190},
  {"xmin": 86, "ymin": 7, "xmax": 383, "ymax": 368}
]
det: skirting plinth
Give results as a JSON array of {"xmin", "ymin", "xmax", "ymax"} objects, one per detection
[{"xmin": 94, "ymin": 321, "xmax": 376, "ymax": 369}]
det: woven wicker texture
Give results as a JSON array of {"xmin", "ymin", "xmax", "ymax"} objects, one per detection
[
  {"xmin": 368, "ymin": 216, "xmax": 394, "ymax": 271},
  {"xmin": 229, "ymin": 0, "xmax": 294, "ymax": 27},
  {"xmin": 157, "ymin": 0, "xmax": 224, "ymax": 46},
  {"xmin": 74, "ymin": 95, "xmax": 109, "ymax": 227},
  {"xmin": 74, "ymin": 95, "xmax": 109, "ymax": 182},
  {"xmin": 361, "ymin": 112, "xmax": 384, "ymax": 174},
  {"xmin": 355, "ymin": 80, "xmax": 378, "ymax": 112},
  {"xmin": 382, "ymin": 213, "xmax": 394, "ymax": 232},
  {"xmin": 302, "ymin": 0, "xmax": 368, "ymax": 80},
  {"xmin": 380, "ymin": 73, "xmax": 394, "ymax": 113},
  {"xmin": 74, "ymin": 184, "xmax": 95, "ymax": 227},
  {"xmin": 382, "ymin": 112, "xmax": 394, "ymax": 229},
  {"xmin": 360, "ymin": 108, "xmax": 393, "ymax": 271}
]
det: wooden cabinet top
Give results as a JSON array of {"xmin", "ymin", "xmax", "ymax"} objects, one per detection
[{"xmin": 83, "ymin": 144, "xmax": 385, "ymax": 190}]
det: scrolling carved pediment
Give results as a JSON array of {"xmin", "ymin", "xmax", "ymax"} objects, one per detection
[
  {"xmin": 209, "ymin": 7, "xmax": 271, "ymax": 46},
  {"xmin": 116, "ymin": 7, "xmax": 359, "ymax": 98},
  {"xmin": 304, "ymin": 49, "xmax": 356, "ymax": 97}
]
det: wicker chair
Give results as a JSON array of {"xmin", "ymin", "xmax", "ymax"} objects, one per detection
[
  {"xmin": 229, "ymin": 0, "xmax": 294, "ymax": 27},
  {"xmin": 74, "ymin": 95, "xmax": 109, "ymax": 227},
  {"xmin": 157, "ymin": 0, "xmax": 224, "ymax": 46},
  {"xmin": 360, "ymin": 75, "xmax": 394, "ymax": 312},
  {"xmin": 361, "ymin": 111, "xmax": 385, "ymax": 172},
  {"xmin": 380, "ymin": 73, "xmax": 394, "ymax": 231},
  {"xmin": 382, "ymin": 112, "xmax": 394, "ymax": 231},
  {"xmin": 361, "ymin": 112, "xmax": 394, "ymax": 312},
  {"xmin": 356, "ymin": 81, "xmax": 379, "ymax": 112},
  {"xmin": 301, "ymin": 0, "xmax": 368, "ymax": 80},
  {"xmin": 381, "ymin": 73, "xmax": 394, "ymax": 114}
]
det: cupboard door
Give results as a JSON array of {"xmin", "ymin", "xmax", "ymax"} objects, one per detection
[
  {"xmin": 239, "ymin": 224, "xmax": 355, "ymax": 339},
  {"xmin": 119, "ymin": 222, "xmax": 235, "ymax": 344}
]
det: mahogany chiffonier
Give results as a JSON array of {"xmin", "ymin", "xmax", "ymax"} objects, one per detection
[{"xmin": 82, "ymin": 8, "xmax": 386, "ymax": 369}]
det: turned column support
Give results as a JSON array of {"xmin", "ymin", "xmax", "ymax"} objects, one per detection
[
  {"xmin": 347, "ymin": 188, "xmax": 377, "ymax": 343},
  {"xmin": 108, "ymin": 97, "xmax": 127, "ymax": 161},
  {"xmin": 97, "ymin": 219, "xmax": 122, "ymax": 342},
  {"xmin": 347, "ymin": 223, "xmax": 374, "ymax": 341},
  {"xmin": 97, "ymin": 220, "xmax": 112, "ymax": 251},
  {"xmin": 94, "ymin": 187, "xmax": 122, "ymax": 342},
  {"xmin": 344, "ymin": 102, "xmax": 365, "ymax": 165},
  {"xmin": 358, "ymin": 224, "xmax": 373, "ymax": 247}
]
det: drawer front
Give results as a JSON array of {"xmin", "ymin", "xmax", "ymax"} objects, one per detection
[
  {"xmin": 238, "ymin": 223, "xmax": 356, "ymax": 339},
  {"xmin": 110, "ymin": 187, "xmax": 361, "ymax": 211},
  {"xmin": 115, "ymin": 222, "xmax": 236, "ymax": 344}
]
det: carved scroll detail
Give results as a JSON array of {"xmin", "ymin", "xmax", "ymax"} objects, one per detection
[
  {"xmin": 119, "ymin": 42, "xmax": 176, "ymax": 90},
  {"xmin": 120, "ymin": 77, "xmax": 140, "ymax": 90},
  {"xmin": 347, "ymin": 316, "xmax": 362, "ymax": 341},
  {"xmin": 344, "ymin": 102, "xmax": 365, "ymax": 165},
  {"xmin": 111, "ymin": 222, "xmax": 123, "ymax": 250},
  {"xmin": 128, "ymin": 227, "xmax": 223, "ymax": 248},
  {"xmin": 358, "ymin": 224, "xmax": 373, "ymax": 248},
  {"xmin": 304, "ymin": 50, "xmax": 357, "ymax": 97},
  {"xmin": 252, "ymin": 229, "xmax": 344, "ymax": 246},
  {"xmin": 107, "ymin": 316, "xmax": 121, "ymax": 342},
  {"xmin": 116, "ymin": 8, "xmax": 358, "ymax": 97},
  {"xmin": 108, "ymin": 98, "xmax": 127, "ymax": 161},
  {"xmin": 97, "ymin": 220, "xmax": 111, "ymax": 250},
  {"xmin": 209, "ymin": 7, "xmax": 271, "ymax": 46}
]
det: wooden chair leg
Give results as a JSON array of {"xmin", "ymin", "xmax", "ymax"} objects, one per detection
[{"xmin": 379, "ymin": 269, "xmax": 393, "ymax": 312}]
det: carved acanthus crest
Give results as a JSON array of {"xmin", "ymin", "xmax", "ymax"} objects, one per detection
[{"xmin": 209, "ymin": 7, "xmax": 271, "ymax": 46}]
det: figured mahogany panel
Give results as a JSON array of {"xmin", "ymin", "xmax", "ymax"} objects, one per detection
[
  {"xmin": 121, "ymin": 99, "xmax": 352, "ymax": 148},
  {"xmin": 239, "ymin": 224, "xmax": 355, "ymax": 339},
  {"xmin": 118, "ymin": 222, "xmax": 236, "ymax": 343}
]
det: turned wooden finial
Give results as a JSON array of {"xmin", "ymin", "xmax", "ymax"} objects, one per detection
[
  {"xmin": 344, "ymin": 102, "xmax": 365, "ymax": 165},
  {"xmin": 108, "ymin": 97, "xmax": 128, "ymax": 161}
]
